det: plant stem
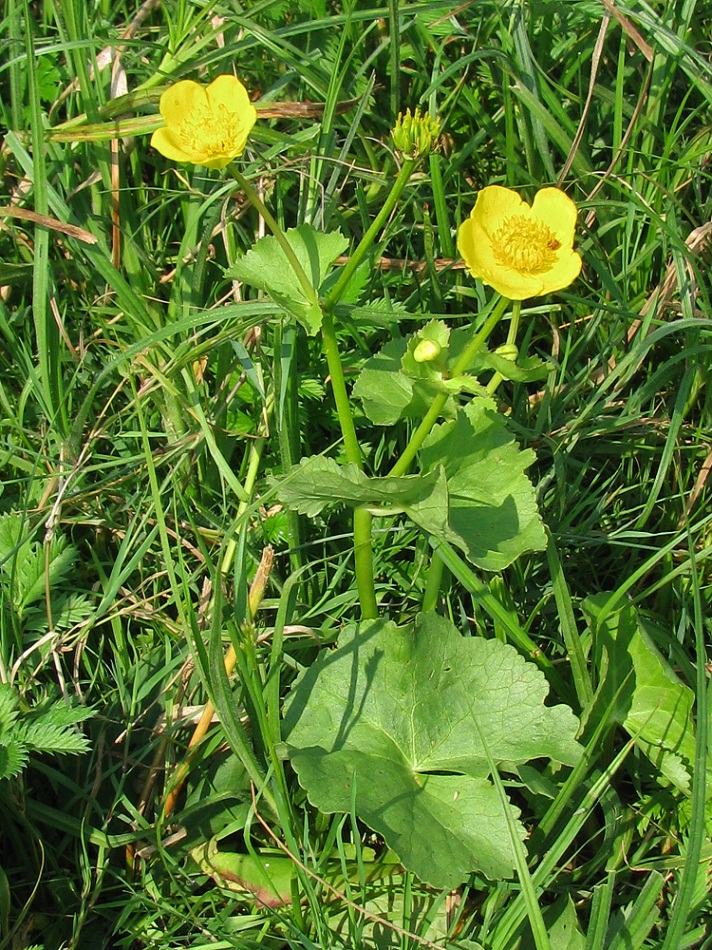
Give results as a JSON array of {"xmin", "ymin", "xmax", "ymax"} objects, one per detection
[
  {"xmin": 320, "ymin": 310, "xmax": 362, "ymax": 466},
  {"xmin": 322, "ymin": 156, "xmax": 422, "ymax": 618},
  {"xmin": 487, "ymin": 300, "xmax": 521, "ymax": 396},
  {"xmin": 230, "ymin": 163, "xmax": 378, "ymax": 618},
  {"xmin": 421, "ymin": 552, "xmax": 446, "ymax": 613},
  {"xmin": 322, "ymin": 309, "xmax": 378, "ymax": 618},
  {"xmin": 389, "ymin": 295, "xmax": 511, "ymax": 477},
  {"xmin": 322, "ymin": 158, "xmax": 418, "ymax": 311},
  {"xmin": 450, "ymin": 295, "xmax": 512, "ymax": 377}
]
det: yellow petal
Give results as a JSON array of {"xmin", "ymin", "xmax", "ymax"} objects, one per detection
[
  {"xmin": 458, "ymin": 217, "xmax": 528, "ymax": 299},
  {"xmin": 207, "ymin": 75, "xmax": 256, "ymax": 158},
  {"xmin": 471, "ymin": 185, "xmax": 528, "ymax": 234},
  {"xmin": 206, "ymin": 75, "xmax": 254, "ymax": 118},
  {"xmin": 537, "ymin": 249, "xmax": 583, "ymax": 294},
  {"xmin": 149, "ymin": 126, "xmax": 200, "ymax": 163},
  {"xmin": 531, "ymin": 188, "xmax": 578, "ymax": 246},
  {"xmin": 158, "ymin": 80, "xmax": 208, "ymax": 128},
  {"xmin": 479, "ymin": 264, "xmax": 547, "ymax": 300},
  {"xmin": 202, "ymin": 155, "xmax": 236, "ymax": 170}
]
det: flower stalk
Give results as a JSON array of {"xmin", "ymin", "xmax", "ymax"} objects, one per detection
[
  {"xmin": 322, "ymin": 157, "xmax": 418, "ymax": 311},
  {"xmin": 389, "ymin": 295, "xmax": 511, "ymax": 478},
  {"xmin": 227, "ymin": 166, "xmax": 319, "ymax": 312},
  {"xmin": 487, "ymin": 301, "xmax": 522, "ymax": 396}
]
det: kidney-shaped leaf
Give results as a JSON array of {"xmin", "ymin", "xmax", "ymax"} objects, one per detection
[{"xmin": 284, "ymin": 613, "xmax": 582, "ymax": 889}]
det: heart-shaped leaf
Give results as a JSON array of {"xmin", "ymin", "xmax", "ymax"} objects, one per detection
[{"xmin": 284, "ymin": 613, "xmax": 582, "ymax": 889}]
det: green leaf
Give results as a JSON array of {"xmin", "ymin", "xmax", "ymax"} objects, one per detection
[
  {"xmin": 0, "ymin": 683, "xmax": 93, "ymax": 777},
  {"xmin": 274, "ymin": 406, "xmax": 545, "ymax": 573},
  {"xmin": 545, "ymin": 895, "xmax": 586, "ymax": 950},
  {"xmin": 226, "ymin": 224, "xmax": 348, "ymax": 335},
  {"xmin": 0, "ymin": 684, "xmax": 19, "ymax": 738},
  {"xmin": 284, "ymin": 613, "xmax": 582, "ymax": 889},
  {"xmin": 0, "ymin": 738, "xmax": 28, "ymax": 781},
  {"xmin": 584, "ymin": 596, "xmax": 706, "ymax": 795},
  {"xmin": 272, "ymin": 456, "xmax": 458, "ymax": 543},
  {"xmin": 35, "ymin": 58, "xmax": 62, "ymax": 103},
  {"xmin": 352, "ymin": 337, "xmax": 449, "ymax": 426},
  {"xmin": 420, "ymin": 398, "xmax": 546, "ymax": 570},
  {"xmin": 17, "ymin": 720, "xmax": 91, "ymax": 755},
  {"xmin": 0, "ymin": 512, "xmax": 79, "ymax": 619},
  {"xmin": 0, "ymin": 263, "xmax": 33, "ymax": 285},
  {"xmin": 191, "ymin": 840, "xmax": 294, "ymax": 908}
]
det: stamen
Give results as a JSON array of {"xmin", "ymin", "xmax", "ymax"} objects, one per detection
[
  {"xmin": 491, "ymin": 216, "xmax": 559, "ymax": 273},
  {"xmin": 179, "ymin": 102, "xmax": 242, "ymax": 156}
]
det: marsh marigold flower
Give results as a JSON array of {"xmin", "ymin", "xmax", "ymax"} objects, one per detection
[
  {"xmin": 457, "ymin": 186, "xmax": 582, "ymax": 299},
  {"xmin": 150, "ymin": 75, "xmax": 256, "ymax": 170}
]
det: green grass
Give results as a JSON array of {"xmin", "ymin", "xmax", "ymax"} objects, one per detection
[{"xmin": 1, "ymin": 0, "xmax": 712, "ymax": 947}]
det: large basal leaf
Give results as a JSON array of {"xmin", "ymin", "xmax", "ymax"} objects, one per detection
[
  {"xmin": 284, "ymin": 613, "xmax": 582, "ymax": 889},
  {"xmin": 226, "ymin": 225, "xmax": 348, "ymax": 335},
  {"xmin": 419, "ymin": 397, "xmax": 546, "ymax": 570}
]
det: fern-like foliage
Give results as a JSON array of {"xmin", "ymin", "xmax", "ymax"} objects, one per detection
[
  {"xmin": 0, "ymin": 510, "xmax": 95, "ymax": 649},
  {"xmin": 0, "ymin": 512, "xmax": 73, "ymax": 616},
  {"xmin": 0, "ymin": 683, "xmax": 93, "ymax": 781}
]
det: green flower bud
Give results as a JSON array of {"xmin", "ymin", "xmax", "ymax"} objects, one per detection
[
  {"xmin": 413, "ymin": 338, "xmax": 442, "ymax": 363},
  {"xmin": 494, "ymin": 342, "xmax": 519, "ymax": 362},
  {"xmin": 391, "ymin": 108, "xmax": 440, "ymax": 160}
]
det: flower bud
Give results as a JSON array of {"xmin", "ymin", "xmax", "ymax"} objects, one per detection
[
  {"xmin": 413, "ymin": 338, "xmax": 442, "ymax": 363},
  {"xmin": 391, "ymin": 108, "xmax": 440, "ymax": 160},
  {"xmin": 495, "ymin": 342, "xmax": 519, "ymax": 362}
]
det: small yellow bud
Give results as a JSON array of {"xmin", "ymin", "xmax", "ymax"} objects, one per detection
[
  {"xmin": 413, "ymin": 339, "xmax": 442, "ymax": 363},
  {"xmin": 391, "ymin": 108, "xmax": 440, "ymax": 160}
]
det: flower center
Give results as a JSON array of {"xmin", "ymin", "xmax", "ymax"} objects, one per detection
[
  {"xmin": 179, "ymin": 102, "xmax": 241, "ymax": 156},
  {"xmin": 491, "ymin": 215, "xmax": 560, "ymax": 273}
]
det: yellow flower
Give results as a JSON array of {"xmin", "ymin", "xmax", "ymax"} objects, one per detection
[
  {"xmin": 150, "ymin": 75, "xmax": 257, "ymax": 170},
  {"xmin": 457, "ymin": 186, "xmax": 582, "ymax": 299}
]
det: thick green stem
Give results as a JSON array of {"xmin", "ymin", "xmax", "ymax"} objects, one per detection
[
  {"xmin": 322, "ymin": 310, "xmax": 379, "ymax": 618},
  {"xmin": 320, "ymin": 310, "xmax": 363, "ymax": 467},
  {"xmin": 230, "ymin": 164, "xmax": 378, "ymax": 618},
  {"xmin": 322, "ymin": 158, "xmax": 418, "ymax": 311},
  {"xmin": 354, "ymin": 509, "xmax": 378, "ymax": 619},
  {"xmin": 389, "ymin": 296, "xmax": 511, "ymax": 478},
  {"xmin": 421, "ymin": 552, "xmax": 446, "ymax": 613}
]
